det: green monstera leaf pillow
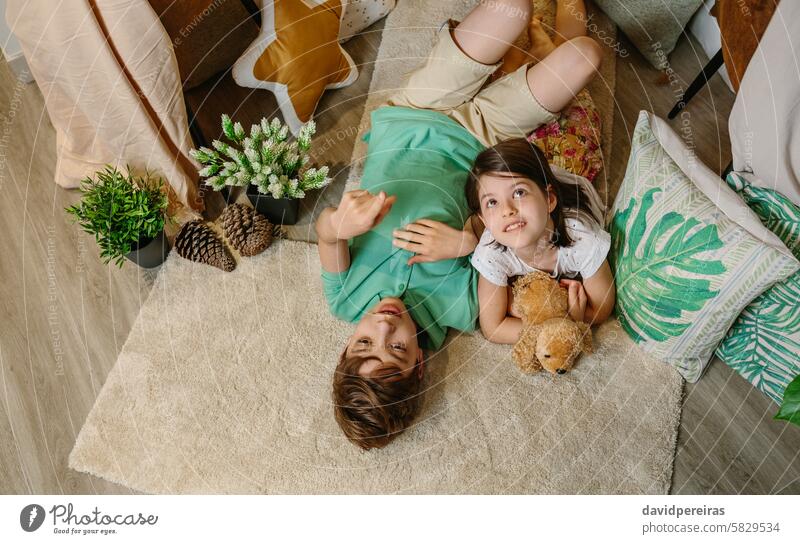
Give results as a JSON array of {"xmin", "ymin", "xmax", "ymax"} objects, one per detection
[
  {"xmin": 612, "ymin": 187, "xmax": 725, "ymax": 343},
  {"xmin": 715, "ymin": 172, "xmax": 800, "ymax": 404},
  {"xmin": 609, "ymin": 112, "xmax": 800, "ymax": 382}
]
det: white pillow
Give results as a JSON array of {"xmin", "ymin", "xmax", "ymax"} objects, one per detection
[{"xmin": 339, "ymin": 0, "xmax": 396, "ymax": 42}]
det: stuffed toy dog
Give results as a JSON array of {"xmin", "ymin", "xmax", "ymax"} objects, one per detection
[{"xmin": 510, "ymin": 271, "xmax": 593, "ymax": 375}]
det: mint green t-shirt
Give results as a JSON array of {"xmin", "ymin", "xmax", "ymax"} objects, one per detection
[{"xmin": 321, "ymin": 106, "xmax": 485, "ymax": 350}]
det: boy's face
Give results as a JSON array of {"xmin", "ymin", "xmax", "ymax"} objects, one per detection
[
  {"xmin": 345, "ymin": 298, "xmax": 423, "ymax": 380},
  {"xmin": 477, "ymin": 172, "xmax": 556, "ymax": 250}
]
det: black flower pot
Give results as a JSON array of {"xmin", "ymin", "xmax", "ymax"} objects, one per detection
[
  {"xmin": 218, "ymin": 185, "xmax": 236, "ymax": 205},
  {"xmin": 245, "ymin": 185, "xmax": 300, "ymax": 225},
  {"xmin": 124, "ymin": 228, "xmax": 170, "ymax": 269}
]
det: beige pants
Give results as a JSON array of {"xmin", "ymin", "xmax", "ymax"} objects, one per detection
[{"xmin": 387, "ymin": 20, "xmax": 557, "ymax": 147}]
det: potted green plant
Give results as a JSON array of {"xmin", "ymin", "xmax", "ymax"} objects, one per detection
[
  {"xmin": 189, "ymin": 115, "xmax": 331, "ymax": 225},
  {"xmin": 775, "ymin": 374, "xmax": 800, "ymax": 427},
  {"xmin": 65, "ymin": 165, "xmax": 171, "ymax": 268}
]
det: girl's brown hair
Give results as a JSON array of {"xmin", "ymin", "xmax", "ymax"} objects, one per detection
[{"xmin": 466, "ymin": 138, "xmax": 596, "ymax": 248}]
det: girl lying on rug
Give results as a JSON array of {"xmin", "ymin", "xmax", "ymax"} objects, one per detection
[{"xmin": 315, "ymin": 0, "xmax": 615, "ymax": 450}]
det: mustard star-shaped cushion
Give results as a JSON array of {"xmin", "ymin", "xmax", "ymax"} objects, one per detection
[{"xmin": 233, "ymin": 0, "xmax": 358, "ymax": 135}]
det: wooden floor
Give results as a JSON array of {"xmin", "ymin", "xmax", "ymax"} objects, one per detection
[{"xmin": 1, "ymin": 22, "xmax": 798, "ymax": 494}]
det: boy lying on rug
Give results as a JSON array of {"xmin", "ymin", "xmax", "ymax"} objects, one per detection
[{"xmin": 315, "ymin": 0, "xmax": 615, "ymax": 450}]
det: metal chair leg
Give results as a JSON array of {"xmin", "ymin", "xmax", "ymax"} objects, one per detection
[
  {"xmin": 668, "ymin": 48, "xmax": 725, "ymax": 119},
  {"xmin": 722, "ymin": 160, "xmax": 734, "ymax": 180}
]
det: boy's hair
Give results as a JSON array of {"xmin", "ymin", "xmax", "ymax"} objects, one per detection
[
  {"xmin": 466, "ymin": 138, "xmax": 596, "ymax": 248},
  {"xmin": 332, "ymin": 351, "xmax": 424, "ymax": 450}
]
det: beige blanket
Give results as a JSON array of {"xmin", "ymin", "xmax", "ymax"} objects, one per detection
[{"xmin": 5, "ymin": 0, "xmax": 203, "ymax": 213}]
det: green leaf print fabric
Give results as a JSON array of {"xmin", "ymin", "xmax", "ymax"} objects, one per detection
[
  {"xmin": 612, "ymin": 187, "xmax": 726, "ymax": 343},
  {"xmin": 716, "ymin": 172, "xmax": 800, "ymax": 404},
  {"xmin": 609, "ymin": 112, "xmax": 800, "ymax": 382}
]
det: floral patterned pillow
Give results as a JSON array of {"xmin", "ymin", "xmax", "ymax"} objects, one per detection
[
  {"xmin": 528, "ymin": 89, "xmax": 603, "ymax": 183},
  {"xmin": 715, "ymin": 172, "xmax": 800, "ymax": 404}
]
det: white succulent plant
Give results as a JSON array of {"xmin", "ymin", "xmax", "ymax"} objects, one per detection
[{"xmin": 190, "ymin": 115, "xmax": 331, "ymax": 199}]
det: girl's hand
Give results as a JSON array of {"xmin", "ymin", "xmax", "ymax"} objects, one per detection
[
  {"xmin": 393, "ymin": 219, "xmax": 478, "ymax": 265},
  {"xmin": 327, "ymin": 190, "xmax": 396, "ymax": 241},
  {"xmin": 559, "ymin": 278, "xmax": 587, "ymax": 323}
]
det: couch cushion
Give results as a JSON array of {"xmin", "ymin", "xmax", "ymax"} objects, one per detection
[
  {"xmin": 149, "ymin": 0, "xmax": 259, "ymax": 90},
  {"xmin": 609, "ymin": 111, "xmax": 799, "ymax": 382},
  {"xmin": 594, "ymin": 0, "xmax": 703, "ymax": 70}
]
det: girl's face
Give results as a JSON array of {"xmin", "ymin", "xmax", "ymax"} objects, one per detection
[{"xmin": 477, "ymin": 172, "xmax": 557, "ymax": 250}]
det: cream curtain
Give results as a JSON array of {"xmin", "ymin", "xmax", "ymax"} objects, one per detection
[
  {"xmin": 5, "ymin": 0, "xmax": 204, "ymax": 216},
  {"xmin": 728, "ymin": 0, "xmax": 800, "ymax": 207}
]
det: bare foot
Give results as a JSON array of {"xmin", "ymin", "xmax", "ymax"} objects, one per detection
[
  {"xmin": 490, "ymin": 47, "xmax": 531, "ymax": 82},
  {"xmin": 528, "ymin": 16, "xmax": 556, "ymax": 61},
  {"xmin": 488, "ymin": 16, "xmax": 556, "ymax": 83}
]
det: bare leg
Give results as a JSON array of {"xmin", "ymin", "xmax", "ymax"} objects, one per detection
[
  {"xmin": 525, "ymin": 36, "xmax": 601, "ymax": 113},
  {"xmin": 478, "ymin": 1, "xmax": 600, "ymax": 113},
  {"xmin": 452, "ymin": 0, "xmax": 532, "ymax": 65},
  {"xmin": 489, "ymin": 16, "xmax": 550, "ymax": 82},
  {"xmin": 528, "ymin": 16, "xmax": 557, "ymax": 61},
  {"xmin": 492, "ymin": 12, "xmax": 571, "ymax": 82},
  {"xmin": 492, "ymin": 47, "xmax": 531, "ymax": 81},
  {"xmin": 553, "ymin": 0, "xmax": 587, "ymax": 46},
  {"xmin": 495, "ymin": 0, "xmax": 588, "ymax": 72}
]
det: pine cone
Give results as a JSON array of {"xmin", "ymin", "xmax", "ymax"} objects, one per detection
[
  {"xmin": 220, "ymin": 203, "xmax": 274, "ymax": 257},
  {"xmin": 174, "ymin": 220, "xmax": 236, "ymax": 272}
]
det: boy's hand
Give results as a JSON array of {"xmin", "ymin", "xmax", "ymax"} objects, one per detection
[
  {"xmin": 327, "ymin": 190, "xmax": 396, "ymax": 241},
  {"xmin": 393, "ymin": 219, "xmax": 479, "ymax": 265},
  {"xmin": 559, "ymin": 278, "xmax": 587, "ymax": 323}
]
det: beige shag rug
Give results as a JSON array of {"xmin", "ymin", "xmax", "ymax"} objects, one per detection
[
  {"xmin": 70, "ymin": 1, "xmax": 681, "ymax": 494},
  {"xmin": 345, "ymin": 0, "xmax": 618, "ymax": 205},
  {"xmin": 70, "ymin": 242, "xmax": 682, "ymax": 493}
]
